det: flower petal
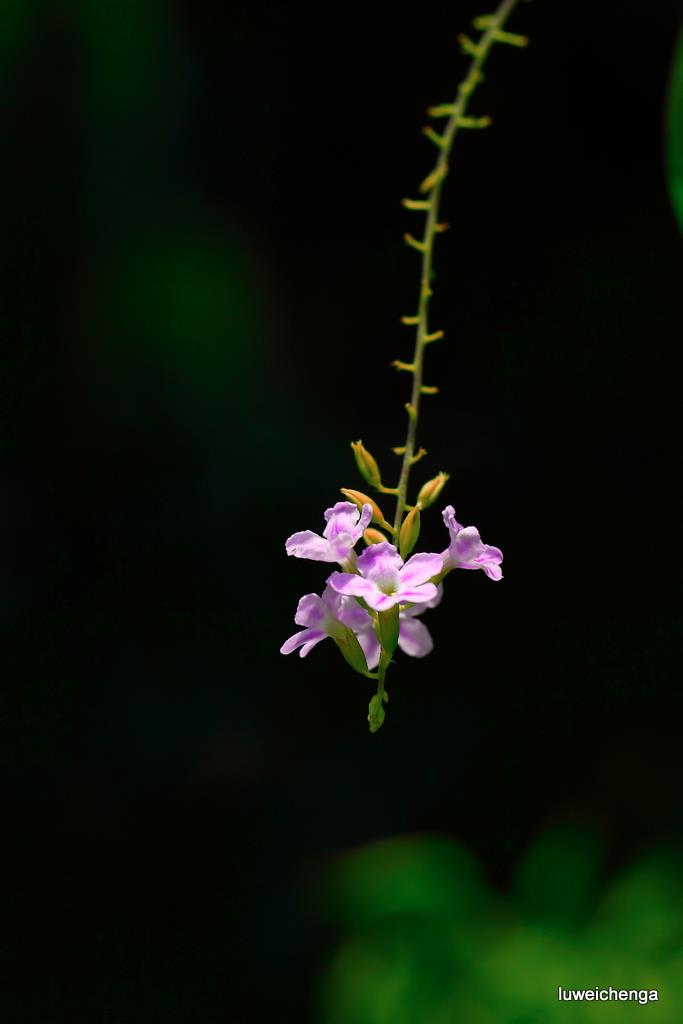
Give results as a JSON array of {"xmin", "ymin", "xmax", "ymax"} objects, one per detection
[
  {"xmin": 321, "ymin": 584, "xmax": 344, "ymax": 616},
  {"xmin": 449, "ymin": 525, "xmax": 483, "ymax": 560},
  {"xmin": 323, "ymin": 502, "xmax": 374, "ymax": 561},
  {"xmin": 356, "ymin": 541, "xmax": 403, "ymax": 583},
  {"xmin": 362, "ymin": 591, "xmax": 401, "ymax": 611},
  {"xmin": 447, "ymin": 525, "xmax": 503, "ymax": 580},
  {"xmin": 401, "ymin": 583, "xmax": 443, "ymax": 617},
  {"xmin": 424, "ymin": 581, "xmax": 443, "ymax": 609},
  {"xmin": 285, "ymin": 530, "xmax": 334, "ymax": 562},
  {"xmin": 299, "ymin": 634, "xmax": 328, "ymax": 657},
  {"xmin": 396, "ymin": 583, "xmax": 439, "ymax": 605},
  {"xmin": 357, "ymin": 628, "xmax": 380, "ymax": 671},
  {"xmin": 480, "ymin": 550, "xmax": 504, "ymax": 580},
  {"xmin": 337, "ymin": 596, "xmax": 372, "ymax": 632},
  {"xmin": 398, "ymin": 616, "xmax": 433, "ymax": 657},
  {"xmin": 441, "ymin": 504, "xmax": 463, "ymax": 539},
  {"xmin": 323, "ymin": 501, "xmax": 361, "ymax": 539},
  {"xmin": 357, "ymin": 503, "xmax": 373, "ymax": 534},
  {"xmin": 327, "ymin": 572, "xmax": 378, "ymax": 602},
  {"xmin": 328, "ymin": 531, "xmax": 356, "ymax": 563},
  {"xmin": 280, "ymin": 627, "xmax": 326, "ymax": 655},
  {"xmin": 323, "ymin": 500, "xmax": 356, "ymax": 523},
  {"xmin": 399, "ymin": 551, "xmax": 443, "ymax": 587},
  {"xmin": 294, "ymin": 593, "xmax": 329, "ymax": 628}
]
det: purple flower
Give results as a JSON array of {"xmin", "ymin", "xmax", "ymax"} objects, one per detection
[
  {"xmin": 399, "ymin": 585, "xmax": 442, "ymax": 657},
  {"xmin": 327, "ymin": 542, "xmax": 442, "ymax": 612},
  {"xmin": 285, "ymin": 501, "xmax": 373, "ymax": 565},
  {"xmin": 356, "ymin": 585, "xmax": 443, "ymax": 669},
  {"xmin": 281, "ymin": 579, "xmax": 442, "ymax": 669},
  {"xmin": 441, "ymin": 505, "xmax": 503, "ymax": 580},
  {"xmin": 280, "ymin": 584, "xmax": 373, "ymax": 658}
]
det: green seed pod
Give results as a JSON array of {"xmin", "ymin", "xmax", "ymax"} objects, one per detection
[
  {"xmin": 399, "ymin": 505, "xmax": 421, "ymax": 559},
  {"xmin": 417, "ymin": 471, "xmax": 450, "ymax": 509},
  {"xmin": 351, "ymin": 440, "xmax": 382, "ymax": 490}
]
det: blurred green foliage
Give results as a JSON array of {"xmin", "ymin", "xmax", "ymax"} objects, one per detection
[
  {"xmin": 0, "ymin": 0, "xmax": 34, "ymax": 81},
  {"xmin": 667, "ymin": 19, "xmax": 683, "ymax": 237},
  {"xmin": 90, "ymin": 227, "xmax": 256, "ymax": 392},
  {"xmin": 69, "ymin": 0, "xmax": 167, "ymax": 112},
  {"xmin": 318, "ymin": 828, "xmax": 683, "ymax": 1023}
]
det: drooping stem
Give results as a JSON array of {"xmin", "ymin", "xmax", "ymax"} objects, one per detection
[
  {"xmin": 368, "ymin": 647, "xmax": 389, "ymax": 732},
  {"xmin": 368, "ymin": 605, "xmax": 399, "ymax": 731},
  {"xmin": 366, "ymin": 0, "xmax": 526, "ymax": 732},
  {"xmin": 377, "ymin": 656, "xmax": 387, "ymax": 705},
  {"xmin": 392, "ymin": 0, "xmax": 525, "ymax": 535}
]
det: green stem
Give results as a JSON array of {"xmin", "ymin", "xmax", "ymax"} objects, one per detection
[
  {"xmin": 370, "ymin": 602, "xmax": 399, "ymax": 731},
  {"xmin": 392, "ymin": 0, "xmax": 524, "ymax": 535},
  {"xmin": 377, "ymin": 654, "xmax": 387, "ymax": 704}
]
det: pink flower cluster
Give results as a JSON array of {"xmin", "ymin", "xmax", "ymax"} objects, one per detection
[{"xmin": 282, "ymin": 501, "xmax": 502, "ymax": 668}]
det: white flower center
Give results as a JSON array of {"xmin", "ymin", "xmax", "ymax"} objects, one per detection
[{"xmin": 375, "ymin": 572, "xmax": 399, "ymax": 596}]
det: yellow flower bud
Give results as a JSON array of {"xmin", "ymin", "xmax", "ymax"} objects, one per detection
[
  {"xmin": 417, "ymin": 471, "xmax": 450, "ymax": 509},
  {"xmin": 340, "ymin": 488, "xmax": 385, "ymax": 525},
  {"xmin": 363, "ymin": 527, "xmax": 388, "ymax": 545},
  {"xmin": 351, "ymin": 440, "xmax": 382, "ymax": 490},
  {"xmin": 399, "ymin": 505, "xmax": 421, "ymax": 559}
]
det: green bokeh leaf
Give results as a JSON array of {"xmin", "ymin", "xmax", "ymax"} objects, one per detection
[
  {"xmin": 513, "ymin": 823, "xmax": 604, "ymax": 929},
  {"xmin": 321, "ymin": 835, "xmax": 487, "ymax": 928},
  {"xmin": 666, "ymin": 20, "xmax": 683, "ymax": 236}
]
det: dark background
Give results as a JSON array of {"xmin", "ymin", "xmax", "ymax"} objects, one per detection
[{"xmin": 1, "ymin": 0, "xmax": 682, "ymax": 1020}]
